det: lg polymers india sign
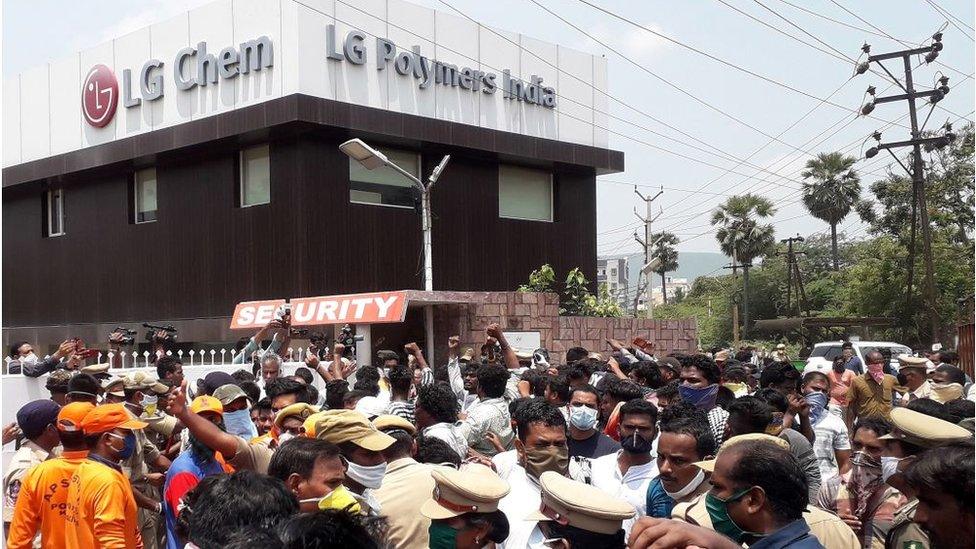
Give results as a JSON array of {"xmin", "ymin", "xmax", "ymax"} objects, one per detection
[{"xmin": 81, "ymin": 26, "xmax": 555, "ymax": 127}]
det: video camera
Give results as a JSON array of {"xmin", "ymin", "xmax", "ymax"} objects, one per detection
[
  {"xmin": 337, "ymin": 324, "xmax": 364, "ymax": 356},
  {"xmin": 113, "ymin": 327, "xmax": 137, "ymax": 345},
  {"xmin": 144, "ymin": 323, "xmax": 178, "ymax": 342}
]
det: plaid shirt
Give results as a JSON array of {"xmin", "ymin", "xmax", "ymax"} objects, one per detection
[
  {"xmin": 456, "ymin": 397, "xmax": 513, "ymax": 457},
  {"xmin": 817, "ymin": 470, "xmax": 906, "ymax": 549}
]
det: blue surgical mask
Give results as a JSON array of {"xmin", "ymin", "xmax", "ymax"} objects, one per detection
[
  {"xmin": 679, "ymin": 383, "xmax": 719, "ymax": 410},
  {"xmin": 568, "ymin": 404, "xmax": 598, "ymax": 431},
  {"xmin": 107, "ymin": 431, "xmax": 137, "ymax": 460},
  {"xmin": 223, "ymin": 409, "xmax": 258, "ymax": 440}
]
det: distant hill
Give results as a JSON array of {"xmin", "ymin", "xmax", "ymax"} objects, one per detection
[{"xmin": 602, "ymin": 251, "xmax": 727, "ymax": 290}]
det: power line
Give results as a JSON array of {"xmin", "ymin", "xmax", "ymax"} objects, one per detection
[
  {"xmin": 566, "ymin": 0, "xmax": 910, "ymax": 128},
  {"xmin": 923, "ymin": 0, "xmax": 975, "ymax": 41}
]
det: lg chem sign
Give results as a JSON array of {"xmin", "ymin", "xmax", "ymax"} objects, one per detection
[{"xmin": 81, "ymin": 37, "xmax": 274, "ymax": 128}]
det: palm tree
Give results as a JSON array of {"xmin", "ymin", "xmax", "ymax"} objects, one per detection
[
  {"xmin": 651, "ymin": 232, "xmax": 680, "ymax": 305},
  {"xmin": 711, "ymin": 194, "xmax": 777, "ymax": 333},
  {"xmin": 801, "ymin": 152, "xmax": 861, "ymax": 270}
]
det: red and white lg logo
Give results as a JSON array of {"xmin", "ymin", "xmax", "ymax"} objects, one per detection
[{"xmin": 82, "ymin": 64, "xmax": 118, "ymax": 127}]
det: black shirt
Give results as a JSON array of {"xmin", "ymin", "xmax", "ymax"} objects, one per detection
[{"xmin": 568, "ymin": 430, "xmax": 619, "ymax": 459}]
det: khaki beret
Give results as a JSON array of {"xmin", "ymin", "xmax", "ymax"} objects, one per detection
[
  {"xmin": 420, "ymin": 464, "xmax": 510, "ymax": 520},
  {"xmin": 372, "ymin": 414, "xmax": 417, "ymax": 435},
  {"xmin": 897, "ymin": 354, "xmax": 928, "ymax": 371},
  {"xmin": 102, "ymin": 376, "xmax": 125, "ymax": 397},
  {"xmin": 526, "ymin": 471, "xmax": 635, "ymax": 535},
  {"xmin": 307, "ymin": 409, "xmax": 394, "ymax": 451},
  {"xmin": 878, "ymin": 407, "xmax": 972, "ymax": 448},
  {"xmin": 460, "ymin": 348, "xmax": 476, "ymax": 362},
  {"xmin": 212, "ymin": 383, "xmax": 251, "ymax": 407},
  {"xmin": 121, "ymin": 371, "xmax": 153, "ymax": 391},
  {"xmin": 694, "ymin": 433, "xmax": 790, "ymax": 473},
  {"xmin": 714, "ymin": 350, "xmax": 729, "ymax": 361},
  {"xmin": 273, "ymin": 403, "xmax": 319, "ymax": 430},
  {"xmin": 80, "ymin": 363, "xmax": 110, "ymax": 375}
]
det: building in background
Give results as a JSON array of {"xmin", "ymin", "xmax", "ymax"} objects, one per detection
[
  {"xmin": 1, "ymin": 0, "xmax": 623, "ymax": 350},
  {"xmin": 597, "ymin": 256, "xmax": 630, "ymax": 309},
  {"xmin": 650, "ymin": 277, "xmax": 690, "ymax": 305}
]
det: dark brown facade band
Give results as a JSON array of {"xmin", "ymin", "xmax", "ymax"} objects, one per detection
[{"xmin": 2, "ymin": 94, "xmax": 624, "ymax": 187}]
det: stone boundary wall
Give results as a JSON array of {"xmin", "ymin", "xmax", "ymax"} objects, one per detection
[{"xmin": 429, "ymin": 291, "xmax": 697, "ymax": 364}]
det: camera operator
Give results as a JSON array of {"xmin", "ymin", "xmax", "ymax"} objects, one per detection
[
  {"xmin": 146, "ymin": 326, "xmax": 178, "ymax": 363},
  {"xmin": 232, "ymin": 316, "xmax": 291, "ymax": 365},
  {"xmin": 21, "ymin": 339, "xmax": 90, "ymax": 378}
]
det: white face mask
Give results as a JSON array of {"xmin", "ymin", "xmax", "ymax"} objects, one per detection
[
  {"xmin": 881, "ymin": 456, "xmax": 908, "ymax": 483},
  {"xmin": 20, "ymin": 352, "xmax": 38, "ymax": 364},
  {"xmin": 344, "ymin": 460, "xmax": 387, "ymax": 490},
  {"xmin": 662, "ymin": 468, "xmax": 706, "ymax": 500},
  {"xmin": 568, "ymin": 404, "xmax": 599, "ymax": 431}
]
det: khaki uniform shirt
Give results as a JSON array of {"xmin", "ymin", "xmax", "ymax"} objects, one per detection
[
  {"xmin": 373, "ymin": 458, "xmax": 447, "ymax": 549},
  {"xmin": 3, "ymin": 441, "xmax": 50, "ymax": 523},
  {"xmin": 228, "ymin": 435, "xmax": 274, "ymax": 474},
  {"xmin": 673, "ymin": 492, "xmax": 860, "ymax": 549},
  {"xmin": 847, "ymin": 374, "xmax": 896, "ymax": 420},
  {"xmin": 884, "ymin": 499, "xmax": 928, "ymax": 549}
]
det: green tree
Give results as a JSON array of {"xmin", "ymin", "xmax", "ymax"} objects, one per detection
[
  {"xmin": 801, "ymin": 152, "xmax": 862, "ymax": 270},
  {"xmin": 561, "ymin": 268, "xmax": 591, "ymax": 316},
  {"xmin": 586, "ymin": 284, "xmax": 624, "ymax": 317},
  {"xmin": 518, "ymin": 264, "xmax": 556, "ymax": 293},
  {"xmin": 711, "ymin": 194, "xmax": 776, "ymax": 334},
  {"xmin": 650, "ymin": 232, "xmax": 680, "ymax": 305}
]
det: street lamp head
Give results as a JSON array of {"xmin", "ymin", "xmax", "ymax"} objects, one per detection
[
  {"xmin": 339, "ymin": 138, "xmax": 388, "ymax": 170},
  {"xmin": 865, "ymin": 146, "xmax": 879, "ymax": 159}
]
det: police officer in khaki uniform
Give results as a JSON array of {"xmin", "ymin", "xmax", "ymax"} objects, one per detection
[
  {"xmin": 525, "ymin": 470, "xmax": 636, "ymax": 548},
  {"xmin": 420, "ymin": 464, "xmax": 511, "ymax": 549},
  {"xmin": 120, "ymin": 371, "xmax": 172, "ymax": 549},
  {"xmin": 879, "ymin": 407, "xmax": 971, "ymax": 549},
  {"xmin": 3, "ymin": 400, "xmax": 60, "ymax": 537}
]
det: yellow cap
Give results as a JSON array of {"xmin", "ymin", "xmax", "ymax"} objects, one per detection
[
  {"xmin": 420, "ymin": 464, "xmax": 510, "ymax": 519},
  {"xmin": 526, "ymin": 471, "xmax": 635, "ymax": 535},
  {"xmin": 693, "ymin": 433, "xmax": 789, "ymax": 472},
  {"xmin": 189, "ymin": 395, "xmax": 223, "ymax": 418},
  {"xmin": 274, "ymin": 403, "xmax": 319, "ymax": 430},
  {"xmin": 308, "ymin": 409, "xmax": 395, "ymax": 451},
  {"xmin": 878, "ymin": 407, "xmax": 972, "ymax": 448},
  {"xmin": 372, "ymin": 414, "xmax": 417, "ymax": 436}
]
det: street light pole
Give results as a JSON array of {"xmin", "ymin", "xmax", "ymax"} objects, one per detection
[{"xmin": 340, "ymin": 139, "xmax": 450, "ymax": 292}]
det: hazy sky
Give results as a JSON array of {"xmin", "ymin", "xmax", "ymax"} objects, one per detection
[{"xmin": 5, "ymin": 0, "xmax": 974, "ymax": 256}]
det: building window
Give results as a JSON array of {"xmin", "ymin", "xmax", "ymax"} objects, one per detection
[
  {"xmin": 133, "ymin": 168, "xmax": 157, "ymax": 223},
  {"xmin": 46, "ymin": 189, "xmax": 65, "ymax": 237},
  {"xmin": 240, "ymin": 144, "xmax": 270, "ymax": 207},
  {"xmin": 349, "ymin": 147, "xmax": 419, "ymax": 209},
  {"xmin": 498, "ymin": 165, "xmax": 553, "ymax": 222}
]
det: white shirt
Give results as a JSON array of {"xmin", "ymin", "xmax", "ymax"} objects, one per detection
[
  {"xmin": 589, "ymin": 450, "xmax": 658, "ymax": 536},
  {"xmin": 492, "ymin": 449, "xmax": 519, "ymax": 480},
  {"xmin": 498, "ymin": 464, "xmax": 543, "ymax": 549},
  {"xmin": 812, "ymin": 413, "xmax": 851, "ymax": 481}
]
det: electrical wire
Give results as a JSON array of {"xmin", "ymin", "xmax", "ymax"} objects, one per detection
[{"xmin": 922, "ymin": 0, "xmax": 975, "ymax": 41}]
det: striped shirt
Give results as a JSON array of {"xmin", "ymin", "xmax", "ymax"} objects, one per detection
[{"xmin": 386, "ymin": 401, "xmax": 416, "ymax": 425}]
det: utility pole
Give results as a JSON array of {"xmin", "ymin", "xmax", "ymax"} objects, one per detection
[
  {"xmin": 857, "ymin": 32, "xmax": 954, "ymax": 345},
  {"xmin": 634, "ymin": 185, "xmax": 663, "ymax": 318},
  {"xmin": 723, "ymin": 259, "xmax": 751, "ymax": 348},
  {"xmin": 777, "ymin": 235, "xmax": 809, "ymax": 317}
]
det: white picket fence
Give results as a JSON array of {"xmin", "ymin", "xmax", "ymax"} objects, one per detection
[{"xmin": 2, "ymin": 346, "xmax": 327, "ymax": 373}]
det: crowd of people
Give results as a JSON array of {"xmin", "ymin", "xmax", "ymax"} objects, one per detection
[{"xmin": 2, "ymin": 321, "xmax": 974, "ymax": 549}]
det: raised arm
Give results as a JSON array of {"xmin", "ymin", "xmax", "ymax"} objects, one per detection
[
  {"xmin": 486, "ymin": 323, "xmax": 519, "ymax": 371},
  {"xmin": 168, "ymin": 380, "xmax": 241, "ymax": 459}
]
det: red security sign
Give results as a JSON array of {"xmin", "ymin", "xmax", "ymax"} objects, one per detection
[
  {"xmin": 229, "ymin": 292, "xmax": 409, "ymax": 329},
  {"xmin": 82, "ymin": 64, "xmax": 118, "ymax": 127}
]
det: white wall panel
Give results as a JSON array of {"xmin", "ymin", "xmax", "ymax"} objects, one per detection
[
  {"xmin": 519, "ymin": 35, "xmax": 558, "ymax": 140},
  {"xmin": 293, "ymin": 0, "xmax": 336, "ymax": 100},
  {"xmin": 387, "ymin": 0, "xmax": 434, "ymax": 117},
  {"xmin": 3, "ymin": 77, "xmax": 22, "ymax": 166},
  {"xmin": 556, "ymin": 45, "xmax": 593, "ymax": 147},
  {"xmin": 592, "ymin": 56, "xmax": 609, "ymax": 148},
  {"xmin": 233, "ymin": 0, "xmax": 282, "ymax": 107},
  {"xmin": 49, "ymin": 55, "xmax": 82, "ymax": 155},
  {"xmin": 149, "ymin": 13, "xmax": 192, "ymax": 131},
  {"xmin": 189, "ymin": 0, "xmax": 237, "ymax": 117},
  {"xmin": 4, "ymin": 0, "xmax": 613, "ymax": 167},
  {"xmin": 79, "ymin": 40, "xmax": 116, "ymax": 148},
  {"xmin": 333, "ymin": 0, "xmax": 387, "ymax": 110},
  {"xmin": 479, "ymin": 25, "xmax": 520, "ymax": 135},
  {"xmin": 113, "ymin": 28, "xmax": 153, "ymax": 140},
  {"xmin": 433, "ymin": 11, "xmax": 479, "ymax": 125}
]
